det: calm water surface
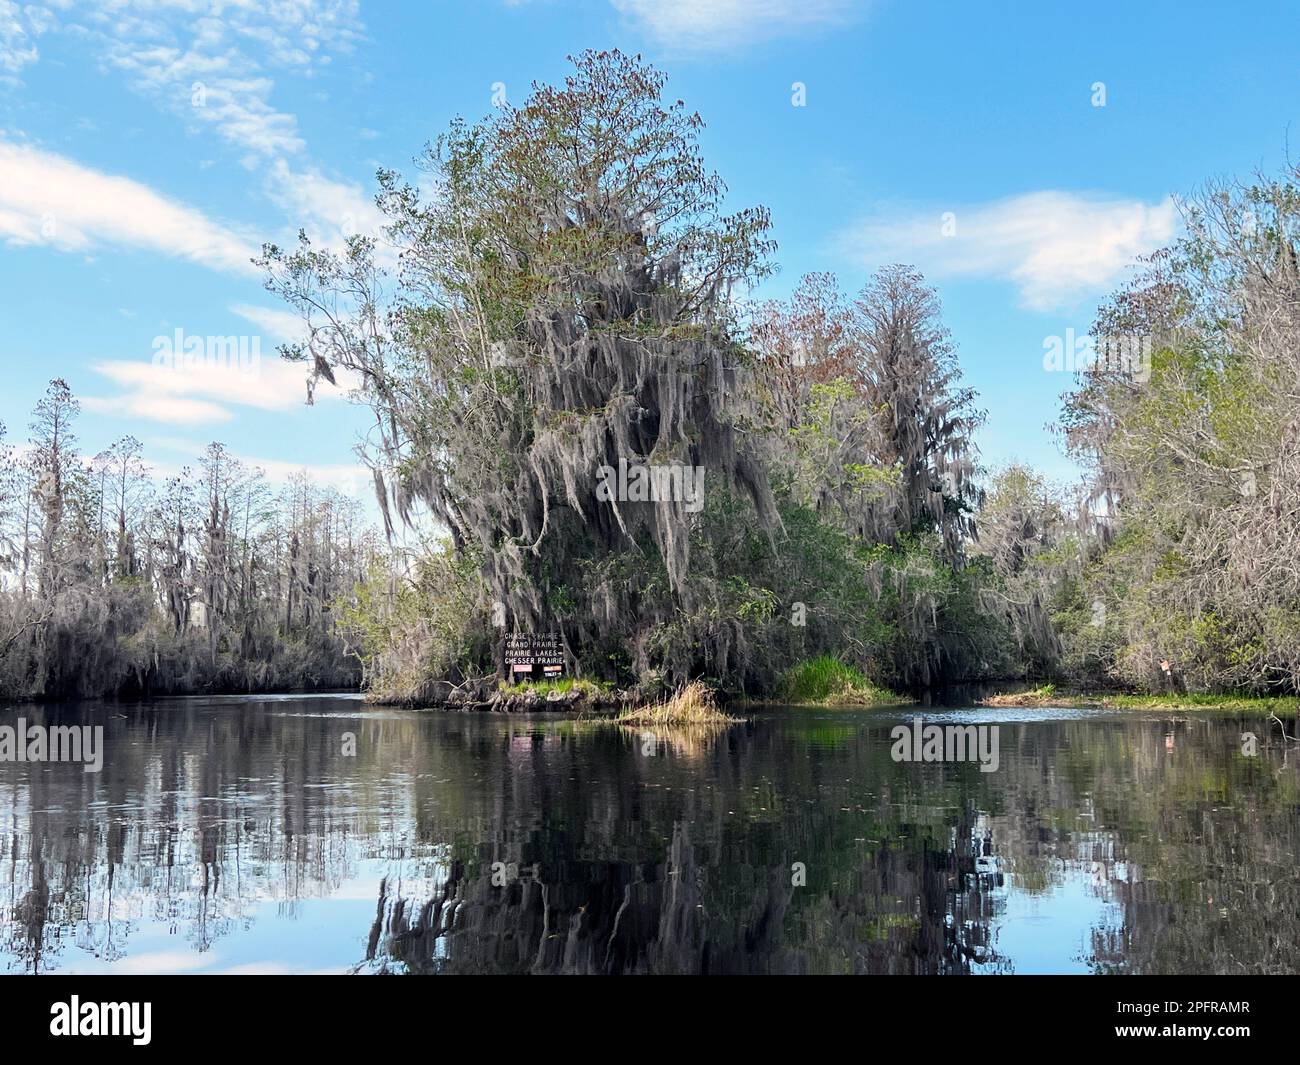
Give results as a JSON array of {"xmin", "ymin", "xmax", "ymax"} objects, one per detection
[{"xmin": 2, "ymin": 694, "xmax": 1297, "ymax": 974}]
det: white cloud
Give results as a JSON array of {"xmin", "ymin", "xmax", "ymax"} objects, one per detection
[
  {"xmin": 225, "ymin": 452, "xmax": 370, "ymax": 497},
  {"xmin": 230, "ymin": 302, "xmax": 308, "ymax": 342},
  {"xmin": 9, "ymin": 1, "xmax": 362, "ymax": 157},
  {"xmin": 839, "ymin": 191, "xmax": 1179, "ymax": 311},
  {"xmin": 3, "ymin": 4, "xmax": 384, "ymax": 273},
  {"xmin": 609, "ymin": 0, "xmax": 862, "ymax": 49},
  {"xmin": 127, "ymin": 57, "xmax": 306, "ymax": 157},
  {"xmin": 86, "ymin": 353, "xmax": 322, "ymax": 426},
  {"xmin": 0, "ymin": 1, "xmax": 44, "ymax": 80},
  {"xmin": 265, "ymin": 158, "xmax": 387, "ymax": 249},
  {"xmin": 146, "ymin": 437, "xmax": 370, "ymax": 497},
  {"xmin": 84, "ymin": 301, "xmax": 360, "ymax": 428},
  {"xmin": 83, "ymin": 392, "xmax": 234, "ymax": 426},
  {"xmin": 0, "ymin": 139, "xmax": 259, "ymax": 274}
]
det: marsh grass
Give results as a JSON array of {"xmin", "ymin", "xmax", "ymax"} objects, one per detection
[
  {"xmin": 616, "ymin": 680, "xmax": 735, "ymax": 726},
  {"xmin": 981, "ymin": 685, "xmax": 1298, "ymax": 714},
  {"xmin": 981, "ymin": 684, "xmax": 1058, "ymax": 707}
]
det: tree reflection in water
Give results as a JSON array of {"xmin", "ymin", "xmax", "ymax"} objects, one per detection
[{"xmin": 1, "ymin": 698, "xmax": 1297, "ymax": 974}]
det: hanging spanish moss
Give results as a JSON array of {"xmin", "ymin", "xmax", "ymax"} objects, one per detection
[
  {"xmin": 262, "ymin": 51, "xmax": 782, "ymax": 693},
  {"xmin": 256, "ymin": 53, "xmax": 1300, "ymax": 704}
]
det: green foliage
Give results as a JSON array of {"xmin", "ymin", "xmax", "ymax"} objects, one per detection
[
  {"xmin": 1052, "ymin": 165, "xmax": 1300, "ymax": 695},
  {"xmin": 337, "ymin": 540, "xmax": 495, "ymax": 704},
  {"xmin": 499, "ymin": 676, "xmax": 611, "ymax": 697},
  {"xmin": 776, "ymin": 655, "xmax": 893, "ymax": 704},
  {"xmin": 265, "ymin": 56, "xmax": 1300, "ymax": 705}
]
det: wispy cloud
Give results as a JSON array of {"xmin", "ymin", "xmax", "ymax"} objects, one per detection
[
  {"xmin": 83, "ymin": 294, "xmax": 361, "ymax": 427},
  {"xmin": 3, "ymin": 4, "xmax": 384, "ymax": 270},
  {"xmin": 608, "ymin": 0, "xmax": 863, "ymax": 49},
  {"xmin": 224, "ymin": 452, "xmax": 370, "ymax": 497},
  {"xmin": 86, "ymin": 353, "xmax": 326, "ymax": 427},
  {"xmin": 146, "ymin": 436, "xmax": 370, "ymax": 497},
  {"xmin": 0, "ymin": 139, "xmax": 259, "ymax": 274},
  {"xmin": 265, "ymin": 157, "xmax": 387, "ymax": 250},
  {"xmin": 838, "ymin": 191, "xmax": 1179, "ymax": 311},
  {"xmin": 0, "ymin": 0, "xmax": 45, "ymax": 82},
  {"xmin": 230, "ymin": 302, "xmax": 309, "ymax": 342},
  {"xmin": 63, "ymin": 1, "xmax": 362, "ymax": 160},
  {"xmin": 83, "ymin": 391, "xmax": 234, "ymax": 426}
]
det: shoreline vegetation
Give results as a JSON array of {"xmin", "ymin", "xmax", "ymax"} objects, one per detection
[
  {"xmin": 7, "ymin": 55, "xmax": 1299, "ymax": 716},
  {"xmin": 979, "ymin": 684, "xmax": 1300, "ymax": 715},
  {"xmin": 385, "ymin": 657, "xmax": 913, "ymax": 714},
  {"xmin": 380, "ymin": 670, "xmax": 1299, "ymax": 717},
  {"xmin": 0, "ymin": 383, "xmax": 370, "ymax": 703}
]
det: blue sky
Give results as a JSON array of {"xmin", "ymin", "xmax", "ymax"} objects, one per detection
[{"xmin": 1, "ymin": 0, "xmax": 1297, "ymax": 496}]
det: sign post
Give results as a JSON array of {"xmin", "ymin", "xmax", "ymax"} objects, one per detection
[{"xmin": 503, "ymin": 633, "xmax": 565, "ymax": 682}]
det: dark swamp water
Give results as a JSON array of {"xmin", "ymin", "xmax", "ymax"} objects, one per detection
[{"xmin": 2, "ymin": 694, "xmax": 1297, "ymax": 975}]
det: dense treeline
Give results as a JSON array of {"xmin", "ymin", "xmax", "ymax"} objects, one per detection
[
  {"xmin": 979, "ymin": 173, "xmax": 1300, "ymax": 695},
  {"xmin": 259, "ymin": 50, "xmax": 1300, "ymax": 702},
  {"xmin": 0, "ymin": 380, "xmax": 376, "ymax": 698},
  {"xmin": 1054, "ymin": 176, "xmax": 1300, "ymax": 693}
]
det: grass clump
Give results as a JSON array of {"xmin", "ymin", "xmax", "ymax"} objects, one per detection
[
  {"xmin": 982, "ymin": 684, "xmax": 1058, "ymax": 707},
  {"xmin": 775, "ymin": 655, "xmax": 906, "ymax": 706},
  {"xmin": 617, "ymin": 680, "xmax": 734, "ymax": 726},
  {"xmin": 498, "ymin": 676, "xmax": 611, "ymax": 698}
]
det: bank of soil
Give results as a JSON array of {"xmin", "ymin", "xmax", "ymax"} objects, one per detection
[{"xmin": 374, "ymin": 681, "xmax": 637, "ymax": 714}]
